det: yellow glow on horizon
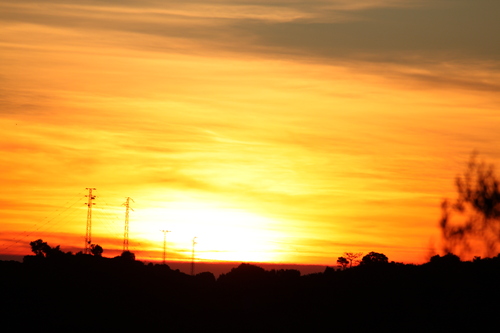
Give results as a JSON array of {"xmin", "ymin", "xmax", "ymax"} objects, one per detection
[{"xmin": 132, "ymin": 201, "xmax": 286, "ymax": 263}]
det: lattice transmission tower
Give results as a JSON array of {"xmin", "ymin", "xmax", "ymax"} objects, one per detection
[
  {"xmin": 160, "ymin": 229, "xmax": 171, "ymax": 264},
  {"xmin": 191, "ymin": 236, "xmax": 197, "ymax": 276},
  {"xmin": 84, "ymin": 188, "xmax": 96, "ymax": 254},
  {"xmin": 123, "ymin": 197, "xmax": 134, "ymax": 252}
]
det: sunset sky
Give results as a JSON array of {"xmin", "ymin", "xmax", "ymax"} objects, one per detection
[{"xmin": 1, "ymin": 0, "xmax": 499, "ymax": 265}]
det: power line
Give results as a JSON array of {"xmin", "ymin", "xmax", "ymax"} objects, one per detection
[
  {"xmin": 93, "ymin": 200, "xmax": 123, "ymax": 237},
  {"xmin": 0, "ymin": 193, "xmax": 85, "ymax": 251}
]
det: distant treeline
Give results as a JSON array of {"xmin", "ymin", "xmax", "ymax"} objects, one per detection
[{"xmin": 1, "ymin": 245, "xmax": 500, "ymax": 332}]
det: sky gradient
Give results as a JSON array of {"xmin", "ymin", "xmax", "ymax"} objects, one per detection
[{"xmin": 1, "ymin": 0, "xmax": 499, "ymax": 265}]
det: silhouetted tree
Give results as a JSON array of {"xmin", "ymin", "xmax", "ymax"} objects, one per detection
[
  {"xmin": 120, "ymin": 250, "xmax": 135, "ymax": 261},
  {"xmin": 440, "ymin": 154, "xmax": 500, "ymax": 257},
  {"xmin": 337, "ymin": 256, "xmax": 349, "ymax": 269},
  {"xmin": 429, "ymin": 253, "xmax": 461, "ymax": 265},
  {"xmin": 344, "ymin": 252, "xmax": 363, "ymax": 268},
  {"xmin": 90, "ymin": 244, "xmax": 103, "ymax": 257},
  {"xmin": 29, "ymin": 239, "xmax": 51, "ymax": 257},
  {"xmin": 276, "ymin": 268, "xmax": 300, "ymax": 279},
  {"xmin": 45, "ymin": 245, "xmax": 65, "ymax": 259},
  {"xmin": 324, "ymin": 266, "xmax": 336, "ymax": 276},
  {"xmin": 195, "ymin": 271, "xmax": 216, "ymax": 284},
  {"xmin": 218, "ymin": 263, "xmax": 269, "ymax": 285},
  {"xmin": 360, "ymin": 251, "xmax": 388, "ymax": 265}
]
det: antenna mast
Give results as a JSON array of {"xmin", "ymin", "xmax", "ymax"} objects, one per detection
[
  {"xmin": 160, "ymin": 230, "xmax": 171, "ymax": 264},
  {"xmin": 84, "ymin": 188, "xmax": 96, "ymax": 254},
  {"xmin": 191, "ymin": 236, "xmax": 197, "ymax": 276},
  {"xmin": 123, "ymin": 197, "xmax": 134, "ymax": 252}
]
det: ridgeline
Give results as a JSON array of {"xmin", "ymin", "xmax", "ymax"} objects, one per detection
[{"xmin": 1, "ymin": 242, "xmax": 500, "ymax": 332}]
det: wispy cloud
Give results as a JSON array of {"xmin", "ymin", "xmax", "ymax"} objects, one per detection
[
  {"xmin": 2, "ymin": 0, "xmax": 499, "ymax": 90},
  {"xmin": 1, "ymin": 0, "xmax": 499, "ymax": 264}
]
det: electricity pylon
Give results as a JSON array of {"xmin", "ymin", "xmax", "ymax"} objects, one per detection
[
  {"xmin": 160, "ymin": 230, "xmax": 171, "ymax": 264},
  {"xmin": 123, "ymin": 197, "xmax": 134, "ymax": 252},
  {"xmin": 84, "ymin": 188, "xmax": 96, "ymax": 254},
  {"xmin": 191, "ymin": 236, "xmax": 197, "ymax": 276}
]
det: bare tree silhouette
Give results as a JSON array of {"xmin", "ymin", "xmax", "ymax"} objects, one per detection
[
  {"xmin": 344, "ymin": 252, "xmax": 363, "ymax": 268},
  {"xmin": 337, "ymin": 256, "xmax": 349, "ymax": 269},
  {"xmin": 440, "ymin": 153, "xmax": 500, "ymax": 257}
]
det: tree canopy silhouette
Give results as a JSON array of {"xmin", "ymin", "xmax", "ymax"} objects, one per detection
[
  {"xmin": 30, "ymin": 239, "xmax": 50, "ymax": 257},
  {"xmin": 360, "ymin": 251, "xmax": 388, "ymax": 265},
  {"xmin": 440, "ymin": 154, "xmax": 500, "ymax": 257},
  {"xmin": 120, "ymin": 250, "xmax": 135, "ymax": 261},
  {"xmin": 90, "ymin": 244, "xmax": 103, "ymax": 257},
  {"xmin": 337, "ymin": 256, "xmax": 349, "ymax": 269},
  {"xmin": 429, "ymin": 253, "xmax": 461, "ymax": 266}
]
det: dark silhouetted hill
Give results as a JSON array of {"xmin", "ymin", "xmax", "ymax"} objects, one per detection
[{"xmin": 2, "ymin": 254, "xmax": 500, "ymax": 332}]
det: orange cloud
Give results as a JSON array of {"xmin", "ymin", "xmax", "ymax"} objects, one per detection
[{"xmin": 1, "ymin": 0, "xmax": 499, "ymax": 265}]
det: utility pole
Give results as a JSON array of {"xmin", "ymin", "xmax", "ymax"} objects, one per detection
[
  {"xmin": 123, "ymin": 197, "xmax": 134, "ymax": 252},
  {"xmin": 84, "ymin": 188, "xmax": 96, "ymax": 254},
  {"xmin": 160, "ymin": 230, "xmax": 171, "ymax": 264},
  {"xmin": 191, "ymin": 236, "xmax": 197, "ymax": 276}
]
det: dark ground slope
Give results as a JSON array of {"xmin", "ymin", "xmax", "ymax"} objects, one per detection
[{"xmin": 1, "ymin": 256, "xmax": 500, "ymax": 332}]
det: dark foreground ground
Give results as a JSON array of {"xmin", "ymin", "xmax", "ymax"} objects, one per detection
[{"xmin": 1, "ymin": 254, "xmax": 500, "ymax": 332}]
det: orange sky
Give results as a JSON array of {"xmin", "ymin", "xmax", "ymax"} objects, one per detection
[{"xmin": 1, "ymin": 0, "xmax": 499, "ymax": 265}]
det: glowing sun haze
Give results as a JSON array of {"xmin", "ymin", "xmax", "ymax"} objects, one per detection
[{"xmin": 1, "ymin": 0, "xmax": 499, "ymax": 264}]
